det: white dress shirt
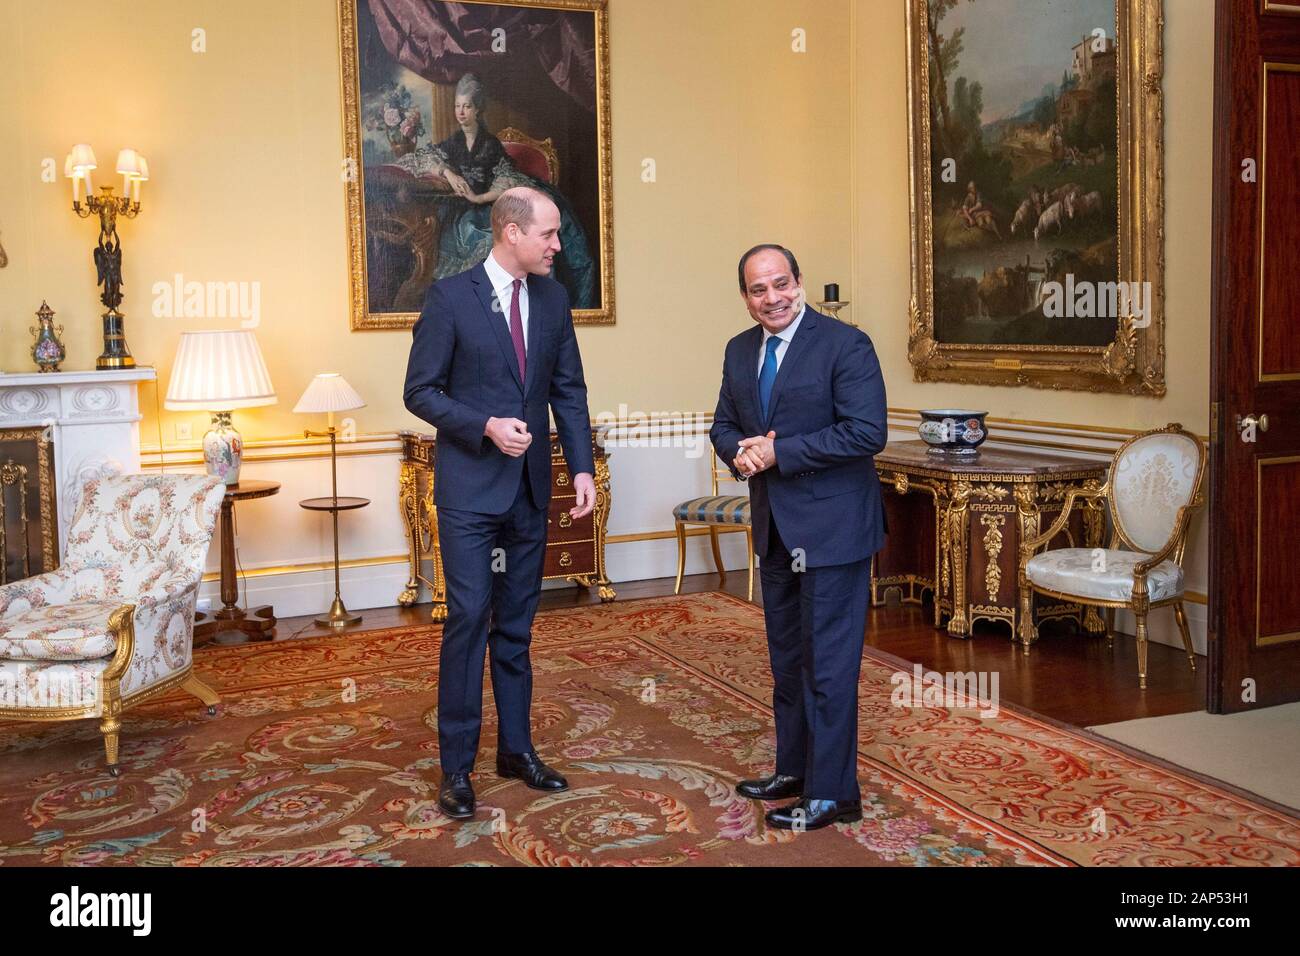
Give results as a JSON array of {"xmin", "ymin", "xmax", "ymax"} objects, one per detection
[
  {"xmin": 483, "ymin": 252, "xmax": 529, "ymax": 350},
  {"xmin": 757, "ymin": 303, "xmax": 806, "ymax": 375}
]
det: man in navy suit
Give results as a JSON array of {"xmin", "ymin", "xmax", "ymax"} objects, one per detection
[
  {"xmin": 403, "ymin": 187, "xmax": 595, "ymax": 820},
  {"xmin": 710, "ymin": 244, "xmax": 888, "ymax": 831}
]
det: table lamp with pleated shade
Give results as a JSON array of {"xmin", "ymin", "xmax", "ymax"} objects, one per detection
[{"xmin": 164, "ymin": 330, "xmax": 277, "ymax": 486}]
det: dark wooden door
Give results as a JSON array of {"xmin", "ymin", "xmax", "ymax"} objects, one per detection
[{"xmin": 1209, "ymin": 0, "xmax": 1300, "ymax": 712}]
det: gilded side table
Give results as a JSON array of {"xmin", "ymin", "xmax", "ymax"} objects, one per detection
[
  {"xmin": 397, "ymin": 428, "xmax": 614, "ymax": 621},
  {"xmin": 871, "ymin": 441, "xmax": 1108, "ymax": 645}
]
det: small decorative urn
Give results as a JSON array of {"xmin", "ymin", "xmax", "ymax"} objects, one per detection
[{"xmin": 30, "ymin": 301, "xmax": 67, "ymax": 372}]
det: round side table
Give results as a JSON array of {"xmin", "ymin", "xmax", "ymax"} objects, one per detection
[
  {"xmin": 300, "ymin": 496, "xmax": 370, "ymax": 627},
  {"xmin": 194, "ymin": 480, "xmax": 281, "ymax": 646}
]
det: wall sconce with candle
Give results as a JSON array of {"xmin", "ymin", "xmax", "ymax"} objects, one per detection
[{"xmin": 65, "ymin": 144, "xmax": 150, "ymax": 369}]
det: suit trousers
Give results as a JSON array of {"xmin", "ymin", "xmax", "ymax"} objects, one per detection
[
  {"xmin": 436, "ymin": 472, "xmax": 548, "ymax": 774},
  {"xmin": 758, "ymin": 510, "xmax": 871, "ymax": 802}
]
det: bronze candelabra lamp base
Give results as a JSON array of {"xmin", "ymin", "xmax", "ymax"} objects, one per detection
[
  {"xmin": 73, "ymin": 185, "xmax": 141, "ymax": 369},
  {"xmin": 97, "ymin": 308, "xmax": 135, "ymax": 369}
]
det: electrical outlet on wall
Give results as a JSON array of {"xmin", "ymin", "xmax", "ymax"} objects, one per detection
[
  {"xmin": 175, "ymin": 421, "xmax": 193, "ymax": 441},
  {"xmin": 196, "ymin": 597, "xmax": 211, "ymax": 611}
]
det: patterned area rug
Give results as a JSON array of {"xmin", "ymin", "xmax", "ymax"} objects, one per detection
[{"xmin": 0, "ymin": 591, "xmax": 1295, "ymax": 867}]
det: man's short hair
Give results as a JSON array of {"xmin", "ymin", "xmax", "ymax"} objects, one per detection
[
  {"xmin": 737, "ymin": 244, "xmax": 801, "ymax": 293},
  {"xmin": 491, "ymin": 189, "xmax": 539, "ymax": 241}
]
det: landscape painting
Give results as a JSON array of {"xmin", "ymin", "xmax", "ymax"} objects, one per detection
[{"xmin": 907, "ymin": 0, "xmax": 1166, "ymax": 395}]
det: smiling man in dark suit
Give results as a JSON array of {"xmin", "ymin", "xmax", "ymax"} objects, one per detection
[
  {"xmin": 403, "ymin": 187, "xmax": 595, "ymax": 820},
  {"xmin": 710, "ymin": 244, "xmax": 889, "ymax": 831}
]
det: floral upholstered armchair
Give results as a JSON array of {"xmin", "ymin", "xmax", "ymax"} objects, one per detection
[
  {"xmin": 1018, "ymin": 424, "xmax": 1207, "ymax": 689},
  {"xmin": 0, "ymin": 469, "xmax": 225, "ymax": 774}
]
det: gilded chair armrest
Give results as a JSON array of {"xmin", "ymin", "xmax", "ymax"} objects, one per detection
[
  {"xmin": 1019, "ymin": 484, "xmax": 1109, "ymax": 558},
  {"xmin": 102, "ymin": 604, "xmax": 138, "ymax": 682}
]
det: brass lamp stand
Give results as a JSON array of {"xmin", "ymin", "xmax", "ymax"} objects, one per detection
[
  {"xmin": 301, "ymin": 424, "xmax": 365, "ymax": 627},
  {"xmin": 294, "ymin": 373, "xmax": 368, "ymax": 628}
]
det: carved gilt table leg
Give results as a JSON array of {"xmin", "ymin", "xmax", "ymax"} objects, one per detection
[
  {"xmin": 934, "ymin": 480, "xmax": 951, "ymax": 629},
  {"xmin": 946, "ymin": 480, "xmax": 971, "ymax": 638},
  {"xmin": 425, "ymin": 479, "xmax": 448, "ymax": 622},
  {"xmin": 397, "ymin": 461, "xmax": 421, "ymax": 607},
  {"xmin": 594, "ymin": 454, "xmax": 616, "ymax": 601},
  {"xmin": 1015, "ymin": 482, "xmax": 1041, "ymax": 653}
]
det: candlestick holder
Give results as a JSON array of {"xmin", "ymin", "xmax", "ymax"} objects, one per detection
[
  {"xmin": 817, "ymin": 300, "xmax": 854, "ymax": 326},
  {"xmin": 74, "ymin": 185, "xmax": 140, "ymax": 369},
  {"xmin": 68, "ymin": 145, "xmax": 148, "ymax": 371}
]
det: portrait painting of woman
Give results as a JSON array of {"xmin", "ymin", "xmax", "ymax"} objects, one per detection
[{"xmin": 340, "ymin": 0, "xmax": 614, "ymax": 328}]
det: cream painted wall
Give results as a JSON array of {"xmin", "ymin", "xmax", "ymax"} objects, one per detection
[
  {"xmin": 850, "ymin": 0, "xmax": 1214, "ymax": 435},
  {"xmin": 0, "ymin": 0, "xmax": 1215, "ymax": 648},
  {"xmin": 1, "ymin": 0, "xmax": 1208, "ymax": 438},
  {"xmin": 0, "ymin": 0, "xmax": 851, "ymax": 444}
]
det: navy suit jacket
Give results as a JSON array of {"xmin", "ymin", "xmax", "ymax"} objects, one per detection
[
  {"xmin": 403, "ymin": 263, "xmax": 594, "ymax": 514},
  {"xmin": 710, "ymin": 308, "xmax": 889, "ymax": 568}
]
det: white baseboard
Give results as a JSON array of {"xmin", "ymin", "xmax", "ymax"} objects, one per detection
[{"xmin": 166, "ymin": 416, "xmax": 1207, "ymax": 654}]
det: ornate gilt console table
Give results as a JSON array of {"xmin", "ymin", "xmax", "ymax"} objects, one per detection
[
  {"xmin": 397, "ymin": 429, "xmax": 615, "ymax": 621},
  {"xmin": 871, "ymin": 441, "xmax": 1108, "ymax": 645}
]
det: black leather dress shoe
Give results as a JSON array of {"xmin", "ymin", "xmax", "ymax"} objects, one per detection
[
  {"xmin": 735, "ymin": 772, "xmax": 804, "ymax": 800},
  {"xmin": 497, "ymin": 750, "xmax": 568, "ymax": 791},
  {"xmin": 438, "ymin": 772, "xmax": 475, "ymax": 819},
  {"xmin": 765, "ymin": 798, "xmax": 862, "ymax": 831}
]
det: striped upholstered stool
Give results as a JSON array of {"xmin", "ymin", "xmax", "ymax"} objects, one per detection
[{"xmin": 672, "ymin": 458, "xmax": 754, "ymax": 601}]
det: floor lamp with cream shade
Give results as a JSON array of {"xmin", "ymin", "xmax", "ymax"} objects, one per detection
[
  {"xmin": 294, "ymin": 373, "xmax": 368, "ymax": 627},
  {"xmin": 164, "ymin": 329, "xmax": 277, "ymax": 486}
]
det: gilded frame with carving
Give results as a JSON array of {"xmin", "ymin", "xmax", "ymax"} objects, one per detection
[
  {"xmin": 905, "ymin": 0, "xmax": 1165, "ymax": 394},
  {"xmin": 0, "ymin": 426, "xmax": 58, "ymax": 583},
  {"xmin": 338, "ymin": 0, "xmax": 615, "ymax": 330}
]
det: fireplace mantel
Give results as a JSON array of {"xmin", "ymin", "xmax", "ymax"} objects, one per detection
[{"xmin": 0, "ymin": 367, "xmax": 157, "ymax": 559}]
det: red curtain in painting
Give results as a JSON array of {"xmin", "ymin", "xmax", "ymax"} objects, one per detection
[{"xmin": 367, "ymin": 0, "xmax": 596, "ymax": 112}]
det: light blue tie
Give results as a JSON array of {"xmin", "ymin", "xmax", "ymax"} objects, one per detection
[{"xmin": 758, "ymin": 336, "xmax": 781, "ymax": 423}]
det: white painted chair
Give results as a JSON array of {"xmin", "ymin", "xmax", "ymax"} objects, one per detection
[
  {"xmin": 0, "ymin": 469, "xmax": 225, "ymax": 773},
  {"xmin": 1017, "ymin": 424, "xmax": 1207, "ymax": 688}
]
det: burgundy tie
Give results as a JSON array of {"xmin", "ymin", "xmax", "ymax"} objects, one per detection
[{"xmin": 509, "ymin": 278, "xmax": 526, "ymax": 380}]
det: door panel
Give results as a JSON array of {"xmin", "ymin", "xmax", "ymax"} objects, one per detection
[
  {"xmin": 1259, "ymin": 65, "xmax": 1300, "ymax": 379},
  {"xmin": 1209, "ymin": 0, "xmax": 1300, "ymax": 711}
]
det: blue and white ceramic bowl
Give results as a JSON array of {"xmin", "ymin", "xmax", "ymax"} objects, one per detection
[{"xmin": 918, "ymin": 410, "xmax": 989, "ymax": 456}]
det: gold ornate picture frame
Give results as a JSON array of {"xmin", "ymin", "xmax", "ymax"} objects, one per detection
[
  {"xmin": 338, "ymin": 0, "xmax": 614, "ymax": 330},
  {"xmin": 905, "ymin": 0, "xmax": 1165, "ymax": 395}
]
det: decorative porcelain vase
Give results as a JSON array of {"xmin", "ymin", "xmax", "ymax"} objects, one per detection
[
  {"xmin": 918, "ymin": 409, "xmax": 989, "ymax": 457},
  {"xmin": 30, "ymin": 301, "xmax": 66, "ymax": 373},
  {"xmin": 203, "ymin": 411, "xmax": 243, "ymax": 485}
]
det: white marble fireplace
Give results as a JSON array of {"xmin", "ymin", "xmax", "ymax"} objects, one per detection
[{"xmin": 0, "ymin": 367, "xmax": 157, "ymax": 558}]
